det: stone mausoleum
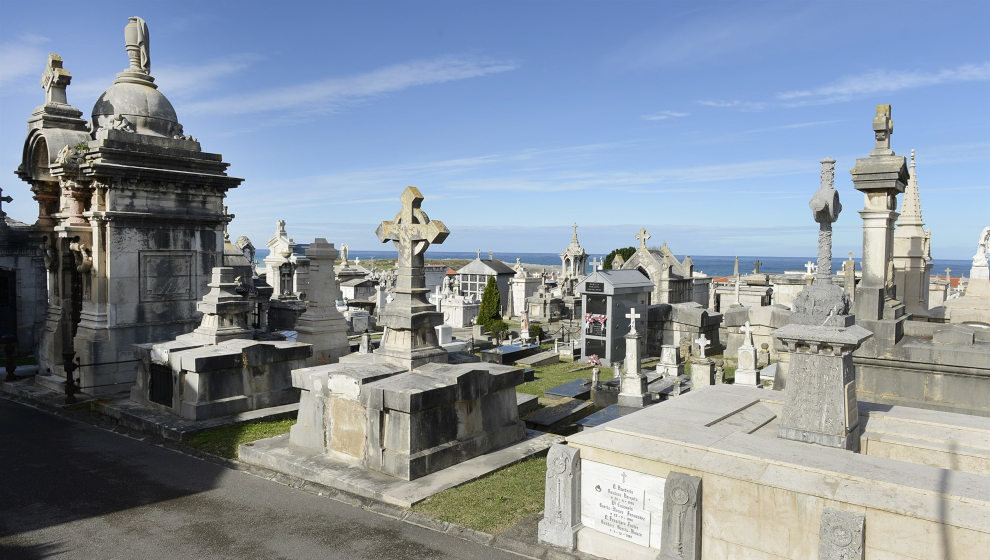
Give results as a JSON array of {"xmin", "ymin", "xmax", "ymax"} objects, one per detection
[{"xmin": 14, "ymin": 18, "xmax": 241, "ymax": 395}]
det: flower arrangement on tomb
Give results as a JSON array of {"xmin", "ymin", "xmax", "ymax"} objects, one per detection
[
  {"xmin": 586, "ymin": 354, "xmax": 602, "ymax": 367},
  {"xmin": 583, "ymin": 313, "xmax": 607, "ymax": 325}
]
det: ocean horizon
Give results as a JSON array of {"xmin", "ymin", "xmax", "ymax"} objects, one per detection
[{"xmin": 253, "ymin": 248, "xmax": 971, "ymax": 279}]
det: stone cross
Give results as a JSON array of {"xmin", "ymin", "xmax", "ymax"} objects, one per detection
[
  {"xmin": 753, "ymin": 260, "xmax": 761, "ymax": 273},
  {"xmin": 625, "ymin": 307, "xmax": 641, "ymax": 335},
  {"xmin": 376, "ymin": 186, "xmax": 449, "ymax": 268},
  {"xmin": 635, "ymin": 227, "xmax": 651, "ymax": 249},
  {"xmin": 572, "ymin": 222, "xmax": 579, "ymax": 242},
  {"xmin": 739, "ymin": 320, "xmax": 755, "ymax": 347},
  {"xmin": 222, "ymin": 205, "xmax": 234, "ymax": 241},
  {"xmin": 805, "ymin": 261, "xmax": 816, "ymax": 275},
  {"xmin": 694, "ymin": 333, "xmax": 710, "ymax": 359},
  {"xmin": 872, "ymin": 104, "xmax": 894, "ymax": 155},
  {"xmin": 476, "ymin": 249, "xmax": 481, "ymax": 260},
  {"xmin": 810, "ymin": 158, "xmax": 841, "ymax": 283},
  {"xmin": 0, "ymin": 187, "xmax": 11, "ymax": 219},
  {"xmin": 945, "ymin": 267, "xmax": 951, "ymax": 281},
  {"xmin": 41, "ymin": 53, "xmax": 72, "ymax": 106}
]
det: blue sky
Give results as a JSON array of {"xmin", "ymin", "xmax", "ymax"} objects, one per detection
[{"xmin": 1, "ymin": 1, "xmax": 987, "ymax": 258}]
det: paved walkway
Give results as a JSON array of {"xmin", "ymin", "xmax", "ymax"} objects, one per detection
[{"xmin": 0, "ymin": 397, "xmax": 525, "ymax": 560}]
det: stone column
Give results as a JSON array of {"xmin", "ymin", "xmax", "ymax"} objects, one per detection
[
  {"xmin": 295, "ymin": 238, "xmax": 349, "ymax": 366},
  {"xmin": 851, "ymin": 106, "xmax": 908, "ymax": 340}
]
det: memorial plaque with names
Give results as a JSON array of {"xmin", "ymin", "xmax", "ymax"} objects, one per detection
[
  {"xmin": 586, "ymin": 322, "xmax": 606, "ymax": 337},
  {"xmin": 585, "ymin": 282, "xmax": 605, "ymax": 293},
  {"xmin": 581, "ymin": 460, "xmax": 665, "ymax": 549}
]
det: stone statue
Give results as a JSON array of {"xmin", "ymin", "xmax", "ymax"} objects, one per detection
[{"xmin": 124, "ymin": 16, "xmax": 151, "ymax": 73}]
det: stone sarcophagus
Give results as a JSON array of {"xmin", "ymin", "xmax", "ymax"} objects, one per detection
[{"xmin": 289, "ymin": 360, "xmax": 527, "ymax": 480}]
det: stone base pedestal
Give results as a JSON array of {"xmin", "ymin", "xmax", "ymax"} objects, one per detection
[
  {"xmin": 295, "ymin": 314, "xmax": 348, "ymax": 366},
  {"xmin": 774, "ymin": 323, "xmax": 872, "ymax": 452},
  {"xmin": 690, "ymin": 359, "xmax": 714, "ymax": 389}
]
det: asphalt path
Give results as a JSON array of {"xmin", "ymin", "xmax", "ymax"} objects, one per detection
[{"xmin": 0, "ymin": 397, "xmax": 525, "ymax": 560}]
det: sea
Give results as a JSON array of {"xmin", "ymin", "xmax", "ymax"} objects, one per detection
[{"xmin": 254, "ymin": 249, "xmax": 971, "ymax": 279}]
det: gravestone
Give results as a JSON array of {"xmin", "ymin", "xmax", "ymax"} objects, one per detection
[
  {"xmin": 617, "ymin": 308, "xmax": 650, "ymax": 408},
  {"xmin": 734, "ymin": 321, "xmax": 760, "ymax": 386},
  {"xmin": 689, "ymin": 333, "xmax": 714, "ymax": 389},
  {"xmin": 295, "ymin": 238, "xmax": 348, "ymax": 366},
  {"xmin": 538, "ymin": 444, "xmax": 582, "ymax": 548},
  {"xmin": 659, "ymin": 472, "xmax": 702, "ymax": 560},
  {"xmin": 656, "ymin": 344, "xmax": 683, "ymax": 378}
]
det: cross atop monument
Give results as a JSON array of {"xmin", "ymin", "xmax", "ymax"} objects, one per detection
[
  {"xmin": 945, "ymin": 267, "xmax": 951, "ymax": 281},
  {"xmin": 222, "ymin": 205, "xmax": 234, "ymax": 241},
  {"xmin": 635, "ymin": 227, "xmax": 651, "ymax": 249},
  {"xmin": 753, "ymin": 260, "xmax": 762, "ymax": 273},
  {"xmin": 0, "ymin": 187, "xmax": 12, "ymax": 219},
  {"xmin": 41, "ymin": 53, "xmax": 72, "ymax": 106},
  {"xmin": 476, "ymin": 249, "xmax": 481, "ymax": 260},
  {"xmin": 872, "ymin": 104, "xmax": 894, "ymax": 155},
  {"xmin": 694, "ymin": 333, "xmax": 710, "ymax": 359},
  {"xmin": 625, "ymin": 307, "xmax": 641, "ymax": 335},
  {"xmin": 740, "ymin": 320, "xmax": 755, "ymax": 347},
  {"xmin": 376, "ymin": 186, "xmax": 449, "ymax": 268},
  {"xmin": 571, "ymin": 222, "xmax": 579, "ymax": 242},
  {"xmin": 805, "ymin": 261, "xmax": 816, "ymax": 275}
]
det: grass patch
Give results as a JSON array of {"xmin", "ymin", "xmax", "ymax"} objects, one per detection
[
  {"xmin": 185, "ymin": 418, "xmax": 294, "ymax": 460},
  {"xmin": 412, "ymin": 455, "xmax": 547, "ymax": 534},
  {"xmin": 515, "ymin": 360, "xmax": 617, "ymax": 397}
]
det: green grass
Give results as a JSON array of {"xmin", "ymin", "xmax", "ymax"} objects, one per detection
[
  {"xmin": 412, "ymin": 455, "xmax": 547, "ymax": 534},
  {"xmin": 515, "ymin": 360, "xmax": 617, "ymax": 397},
  {"xmin": 185, "ymin": 418, "xmax": 295, "ymax": 459}
]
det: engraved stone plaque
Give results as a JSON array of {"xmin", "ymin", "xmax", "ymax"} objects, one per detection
[
  {"xmin": 580, "ymin": 460, "xmax": 665, "ymax": 549},
  {"xmin": 140, "ymin": 251, "xmax": 194, "ymax": 302}
]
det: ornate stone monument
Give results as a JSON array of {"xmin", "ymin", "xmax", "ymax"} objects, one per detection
[
  {"xmin": 15, "ymin": 18, "xmax": 242, "ymax": 393},
  {"xmin": 374, "ymin": 186, "xmax": 449, "ymax": 369},
  {"xmin": 773, "ymin": 158, "xmax": 872, "ymax": 452}
]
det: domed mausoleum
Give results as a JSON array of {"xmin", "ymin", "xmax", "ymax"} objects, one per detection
[{"xmin": 14, "ymin": 17, "xmax": 242, "ymax": 394}]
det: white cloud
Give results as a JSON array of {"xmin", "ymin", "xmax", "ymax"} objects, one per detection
[
  {"xmin": 641, "ymin": 110, "xmax": 689, "ymax": 121},
  {"xmin": 155, "ymin": 54, "xmax": 262, "ymax": 97},
  {"xmin": 696, "ymin": 99, "xmax": 767, "ymax": 112},
  {"xmin": 778, "ymin": 62, "xmax": 990, "ymax": 105},
  {"xmin": 0, "ymin": 34, "xmax": 48, "ymax": 89},
  {"xmin": 183, "ymin": 55, "xmax": 518, "ymax": 116}
]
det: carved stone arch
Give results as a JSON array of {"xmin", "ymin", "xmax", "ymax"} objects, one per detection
[{"xmin": 636, "ymin": 265, "xmax": 651, "ymax": 280}]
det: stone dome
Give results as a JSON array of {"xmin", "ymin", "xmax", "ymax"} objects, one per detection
[{"xmin": 91, "ymin": 81, "xmax": 181, "ymax": 138}]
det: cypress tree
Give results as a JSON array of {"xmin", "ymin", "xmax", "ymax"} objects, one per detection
[{"xmin": 478, "ymin": 275, "xmax": 502, "ymax": 328}]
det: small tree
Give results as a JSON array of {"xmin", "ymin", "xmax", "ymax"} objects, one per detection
[
  {"xmin": 603, "ymin": 246, "xmax": 636, "ymax": 270},
  {"xmin": 489, "ymin": 319, "xmax": 509, "ymax": 345},
  {"xmin": 478, "ymin": 275, "xmax": 502, "ymax": 329}
]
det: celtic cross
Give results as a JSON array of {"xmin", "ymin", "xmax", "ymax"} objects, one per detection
[{"xmin": 376, "ymin": 186, "xmax": 449, "ymax": 269}]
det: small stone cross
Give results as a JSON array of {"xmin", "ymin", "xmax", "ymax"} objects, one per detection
[
  {"xmin": 0, "ymin": 187, "xmax": 11, "ymax": 218},
  {"xmin": 872, "ymin": 104, "xmax": 894, "ymax": 154},
  {"xmin": 41, "ymin": 53, "xmax": 71, "ymax": 106},
  {"xmin": 635, "ymin": 227, "xmax": 651, "ymax": 249},
  {"xmin": 805, "ymin": 261, "xmax": 816, "ymax": 275},
  {"xmin": 739, "ymin": 320, "xmax": 755, "ymax": 347},
  {"xmin": 625, "ymin": 307, "xmax": 641, "ymax": 335},
  {"xmin": 752, "ymin": 260, "xmax": 761, "ymax": 273},
  {"xmin": 694, "ymin": 333, "xmax": 710, "ymax": 359},
  {"xmin": 945, "ymin": 267, "xmax": 951, "ymax": 281},
  {"xmin": 376, "ymin": 186, "xmax": 449, "ymax": 268}
]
